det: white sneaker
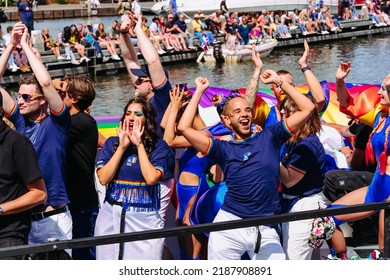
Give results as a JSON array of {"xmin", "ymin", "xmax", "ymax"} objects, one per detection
[
  {"xmin": 375, "ymin": 23, "xmax": 380, "ymax": 27},
  {"xmin": 65, "ymin": 55, "xmax": 71, "ymax": 60},
  {"xmin": 111, "ymin": 55, "xmax": 121, "ymax": 60},
  {"xmin": 102, "ymin": 56, "xmax": 110, "ymax": 62},
  {"xmin": 331, "ymin": 27, "xmax": 338, "ymax": 32},
  {"xmin": 289, "ymin": 26, "xmax": 298, "ymax": 30},
  {"xmin": 57, "ymin": 56, "xmax": 65, "ymax": 60},
  {"xmin": 302, "ymin": 31, "xmax": 308, "ymax": 36},
  {"xmin": 11, "ymin": 65, "xmax": 18, "ymax": 72},
  {"xmin": 321, "ymin": 31, "xmax": 329, "ymax": 35},
  {"xmin": 71, "ymin": 60, "xmax": 80, "ymax": 65},
  {"xmin": 157, "ymin": 49, "xmax": 166, "ymax": 55},
  {"xmin": 11, "ymin": 62, "xmax": 19, "ymax": 70},
  {"xmin": 80, "ymin": 56, "xmax": 90, "ymax": 63}
]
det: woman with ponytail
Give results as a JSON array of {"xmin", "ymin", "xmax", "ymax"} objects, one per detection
[{"xmin": 326, "ymin": 62, "xmax": 390, "ymax": 259}]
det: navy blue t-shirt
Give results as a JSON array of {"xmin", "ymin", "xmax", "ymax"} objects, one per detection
[
  {"xmin": 205, "ymin": 121, "xmax": 292, "ymax": 218},
  {"xmin": 150, "ymin": 78, "xmax": 175, "ymax": 180},
  {"xmin": 280, "ymin": 134, "xmax": 326, "ymax": 197},
  {"xmin": 8, "ymin": 103, "xmax": 71, "ymax": 207}
]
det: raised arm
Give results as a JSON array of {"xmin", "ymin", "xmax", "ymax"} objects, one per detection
[
  {"xmin": 129, "ymin": 118, "xmax": 162, "ymax": 185},
  {"xmin": 261, "ymin": 70, "xmax": 315, "ymax": 133},
  {"xmin": 178, "ymin": 77, "xmax": 212, "ymax": 154},
  {"xmin": 298, "ymin": 39, "xmax": 325, "ymax": 112},
  {"xmin": 245, "ymin": 44, "xmax": 263, "ymax": 110},
  {"xmin": 119, "ymin": 16, "xmax": 141, "ymax": 84},
  {"xmin": 0, "ymin": 24, "xmax": 24, "ymax": 114},
  {"xmin": 20, "ymin": 26, "xmax": 63, "ymax": 113},
  {"xmin": 132, "ymin": 13, "xmax": 166, "ymax": 86},
  {"xmin": 335, "ymin": 61, "xmax": 351, "ymax": 108}
]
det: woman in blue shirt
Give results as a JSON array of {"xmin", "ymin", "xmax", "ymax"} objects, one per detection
[{"xmin": 95, "ymin": 97, "xmax": 171, "ymax": 260}]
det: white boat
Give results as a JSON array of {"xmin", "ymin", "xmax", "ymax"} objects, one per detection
[
  {"xmin": 151, "ymin": 0, "xmax": 341, "ymax": 16},
  {"xmin": 199, "ymin": 39, "xmax": 278, "ymax": 63}
]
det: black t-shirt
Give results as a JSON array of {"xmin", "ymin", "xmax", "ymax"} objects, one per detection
[
  {"xmin": 165, "ymin": 20, "xmax": 179, "ymax": 34},
  {"xmin": 0, "ymin": 124, "xmax": 42, "ymax": 240},
  {"xmin": 220, "ymin": 1, "xmax": 228, "ymax": 12},
  {"xmin": 66, "ymin": 112, "xmax": 99, "ymax": 208}
]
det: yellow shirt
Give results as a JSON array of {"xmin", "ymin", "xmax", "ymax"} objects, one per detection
[{"xmin": 192, "ymin": 20, "xmax": 202, "ymax": 33}]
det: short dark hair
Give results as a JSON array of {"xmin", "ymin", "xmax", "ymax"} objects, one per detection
[{"xmin": 19, "ymin": 76, "xmax": 43, "ymax": 95}]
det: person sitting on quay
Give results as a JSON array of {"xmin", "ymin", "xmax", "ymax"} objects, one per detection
[
  {"xmin": 107, "ymin": 20, "xmax": 120, "ymax": 46},
  {"xmin": 95, "ymin": 22, "xmax": 121, "ymax": 60},
  {"xmin": 192, "ymin": 13, "xmax": 216, "ymax": 49},
  {"xmin": 174, "ymin": 13, "xmax": 197, "ymax": 50},
  {"xmin": 148, "ymin": 15, "xmax": 174, "ymax": 53},
  {"xmin": 165, "ymin": 13, "xmax": 190, "ymax": 52},
  {"xmin": 42, "ymin": 27, "xmax": 64, "ymax": 61}
]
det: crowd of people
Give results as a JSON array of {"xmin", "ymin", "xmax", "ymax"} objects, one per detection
[{"xmin": 0, "ymin": 1, "xmax": 390, "ymax": 261}]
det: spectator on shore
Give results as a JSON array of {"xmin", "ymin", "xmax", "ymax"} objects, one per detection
[
  {"xmin": 165, "ymin": 13, "xmax": 190, "ymax": 51},
  {"xmin": 42, "ymin": 27, "xmax": 64, "ymax": 60},
  {"xmin": 175, "ymin": 14, "xmax": 197, "ymax": 50},
  {"xmin": 2, "ymin": 26, "xmax": 19, "ymax": 72},
  {"xmin": 192, "ymin": 13, "xmax": 216, "ymax": 48},
  {"xmin": 149, "ymin": 16, "xmax": 174, "ymax": 53},
  {"xmin": 95, "ymin": 23, "xmax": 121, "ymax": 60},
  {"xmin": 220, "ymin": 0, "xmax": 229, "ymax": 18},
  {"xmin": 131, "ymin": 0, "xmax": 142, "ymax": 16},
  {"xmin": 18, "ymin": 0, "xmax": 34, "ymax": 34}
]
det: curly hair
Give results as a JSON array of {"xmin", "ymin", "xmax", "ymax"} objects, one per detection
[
  {"xmin": 280, "ymin": 95, "xmax": 321, "ymax": 143},
  {"xmin": 120, "ymin": 97, "xmax": 159, "ymax": 154}
]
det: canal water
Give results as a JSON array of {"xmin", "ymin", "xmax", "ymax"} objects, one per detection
[{"xmin": 21, "ymin": 16, "xmax": 390, "ymax": 116}]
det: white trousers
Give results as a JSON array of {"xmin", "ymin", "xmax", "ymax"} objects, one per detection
[
  {"xmin": 208, "ymin": 209, "xmax": 286, "ymax": 260},
  {"xmin": 95, "ymin": 202, "xmax": 164, "ymax": 260},
  {"xmin": 29, "ymin": 210, "xmax": 73, "ymax": 256},
  {"xmin": 282, "ymin": 192, "xmax": 330, "ymax": 260}
]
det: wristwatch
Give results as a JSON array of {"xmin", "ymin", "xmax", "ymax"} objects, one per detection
[
  {"xmin": 301, "ymin": 65, "xmax": 311, "ymax": 73},
  {"xmin": 0, "ymin": 206, "xmax": 3, "ymax": 216}
]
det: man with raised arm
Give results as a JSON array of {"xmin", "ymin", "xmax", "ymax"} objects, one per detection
[
  {"xmin": 245, "ymin": 40, "xmax": 326, "ymax": 127},
  {"xmin": 118, "ymin": 13, "xmax": 175, "ymax": 236},
  {"xmin": 178, "ymin": 74, "xmax": 315, "ymax": 260},
  {"xmin": 0, "ymin": 23, "xmax": 72, "ymax": 249}
]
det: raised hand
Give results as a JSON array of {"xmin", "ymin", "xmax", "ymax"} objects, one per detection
[
  {"xmin": 252, "ymin": 44, "xmax": 263, "ymax": 70},
  {"xmin": 298, "ymin": 39, "xmax": 309, "ymax": 68},
  {"xmin": 117, "ymin": 120, "xmax": 131, "ymax": 150},
  {"xmin": 130, "ymin": 118, "xmax": 145, "ymax": 147},
  {"xmin": 10, "ymin": 22, "xmax": 25, "ymax": 47},
  {"xmin": 336, "ymin": 61, "xmax": 351, "ymax": 81},
  {"xmin": 260, "ymin": 69, "xmax": 279, "ymax": 85},
  {"xmin": 195, "ymin": 77, "xmax": 210, "ymax": 92},
  {"xmin": 20, "ymin": 24, "xmax": 30, "ymax": 47},
  {"xmin": 170, "ymin": 84, "xmax": 185, "ymax": 111}
]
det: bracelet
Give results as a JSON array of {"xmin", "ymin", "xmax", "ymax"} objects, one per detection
[
  {"xmin": 120, "ymin": 31, "xmax": 129, "ymax": 34},
  {"xmin": 301, "ymin": 65, "xmax": 311, "ymax": 73},
  {"xmin": 276, "ymin": 76, "xmax": 284, "ymax": 88}
]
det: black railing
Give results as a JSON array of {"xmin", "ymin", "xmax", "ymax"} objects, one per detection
[{"xmin": 1, "ymin": 201, "xmax": 390, "ymax": 259}]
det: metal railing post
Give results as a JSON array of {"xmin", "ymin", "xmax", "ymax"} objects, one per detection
[{"xmin": 383, "ymin": 206, "xmax": 390, "ymax": 258}]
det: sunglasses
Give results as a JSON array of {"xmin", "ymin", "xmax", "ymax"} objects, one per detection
[
  {"xmin": 15, "ymin": 93, "xmax": 44, "ymax": 103},
  {"xmin": 132, "ymin": 78, "xmax": 151, "ymax": 88}
]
